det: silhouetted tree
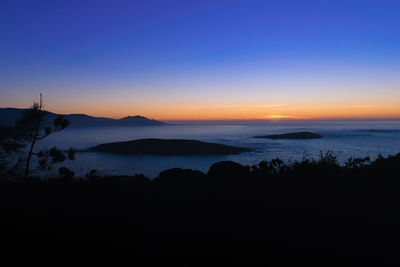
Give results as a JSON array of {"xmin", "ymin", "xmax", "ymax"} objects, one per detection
[
  {"xmin": 0, "ymin": 94, "xmax": 73, "ymax": 178},
  {"xmin": 16, "ymin": 94, "xmax": 71, "ymax": 178}
]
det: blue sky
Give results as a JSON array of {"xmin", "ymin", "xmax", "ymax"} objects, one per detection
[{"xmin": 1, "ymin": 0, "xmax": 400, "ymax": 119}]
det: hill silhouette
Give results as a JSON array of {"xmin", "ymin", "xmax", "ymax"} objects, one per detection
[
  {"xmin": 1, "ymin": 153, "xmax": 400, "ymax": 265},
  {"xmin": 0, "ymin": 108, "xmax": 165, "ymax": 127},
  {"xmin": 255, "ymin": 131, "xmax": 322, "ymax": 139},
  {"xmin": 89, "ymin": 138, "xmax": 252, "ymax": 155}
]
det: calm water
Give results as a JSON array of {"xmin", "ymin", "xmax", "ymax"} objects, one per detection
[{"xmin": 35, "ymin": 120, "xmax": 400, "ymax": 177}]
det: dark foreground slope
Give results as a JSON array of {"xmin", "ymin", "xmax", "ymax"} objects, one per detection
[
  {"xmin": 89, "ymin": 138, "xmax": 251, "ymax": 155},
  {"xmin": 1, "ymin": 154, "xmax": 400, "ymax": 266}
]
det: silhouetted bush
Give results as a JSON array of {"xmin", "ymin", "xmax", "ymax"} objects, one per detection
[
  {"xmin": 1, "ymin": 153, "xmax": 400, "ymax": 265},
  {"xmin": 155, "ymin": 168, "xmax": 207, "ymax": 191},
  {"xmin": 58, "ymin": 167, "xmax": 75, "ymax": 181},
  {"xmin": 346, "ymin": 156, "xmax": 370, "ymax": 168},
  {"xmin": 207, "ymin": 161, "xmax": 250, "ymax": 189},
  {"xmin": 85, "ymin": 169, "xmax": 101, "ymax": 183}
]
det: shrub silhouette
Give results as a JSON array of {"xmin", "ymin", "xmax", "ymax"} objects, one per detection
[
  {"xmin": 58, "ymin": 167, "xmax": 75, "ymax": 181},
  {"xmin": 155, "ymin": 168, "xmax": 207, "ymax": 191},
  {"xmin": 1, "ymin": 153, "xmax": 400, "ymax": 265},
  {"xmin": 85, "ymin": 169, "xmax": 101, "ymax": 183},
  {"xmin": 207, "ymin": 161, "xmax": 250, "ymax": 188}
]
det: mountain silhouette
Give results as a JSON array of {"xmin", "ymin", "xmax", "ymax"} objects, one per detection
[{"xmin": 0, "ymin": 108, "xmax": 166, "ymax": 127}]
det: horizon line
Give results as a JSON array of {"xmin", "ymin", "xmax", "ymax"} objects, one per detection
[{"xmin": 2, "ymin": 106, "xmax": 400, "ymax": 122}]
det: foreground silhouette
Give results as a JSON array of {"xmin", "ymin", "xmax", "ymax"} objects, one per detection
[
  {"xmin": 1, "ymin": 153, "xmax": 400, "ymax": 266},
  {"xmin": 0, "ymin": 100, "xmax": 72, "ymax": 178}
]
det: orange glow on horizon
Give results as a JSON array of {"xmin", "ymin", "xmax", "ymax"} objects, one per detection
[
  {"xmin": 45, "ymin": 101, "xmax": 400, "ymax": 121},
  {"xmin": 265, "ymin": 115, "xmax": 309, "ymax": 120}
]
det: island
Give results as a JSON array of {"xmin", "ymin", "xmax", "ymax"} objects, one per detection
[
  {"xmin": 254, "ymin": 131, "xmax": 322, "ymax": 139},
  {"xmin": 88, "ymin": 138, "xmax": 252, "ymax": 155}
]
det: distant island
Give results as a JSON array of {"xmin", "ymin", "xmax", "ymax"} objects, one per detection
[
  {"xmin": 88, "ymin": 138, "xmax": 252, "ymax": 155},
  {"xmin": 0, "ymin": 108, "xmax": 165, "ymax": 127},
  {"xmin": 254, "ymin": 131, "xmax": 322, "ymax": 139}
]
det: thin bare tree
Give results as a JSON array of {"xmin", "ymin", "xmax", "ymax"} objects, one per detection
[{"xmin": 14, "ymin": 94, "xmax": 70, "ymax": 178}]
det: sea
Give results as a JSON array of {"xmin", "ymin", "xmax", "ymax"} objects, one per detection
[{"xmin": 35, "ymin": 120, "xmax": 400, "ymax": 178}]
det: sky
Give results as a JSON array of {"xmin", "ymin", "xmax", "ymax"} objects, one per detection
[{"xmin": 1, "ymin": 0, "xmax": 400, "ymax": 120}]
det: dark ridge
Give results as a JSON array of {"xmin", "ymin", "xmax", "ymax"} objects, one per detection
[
  {"xmin": 0, "ymin": 107, "xmax": 166, "ymax": 127},
  {"xmin": 1, "ymin": 153, "xmax": 400, "ymax": 265},
  {"xmin": 120, "ymin": 115, "xmax": 150, "ymax": 121},
  {"xmin": 118, "ymin": 115, "xmax": 165, "ymax": 125},
  {"xmin": 88, "ymin": 138, "xmax": 252, "ymax": 155},
  {"xmin": 254, "ymin": 131, "xmax": 322, "ymax": 139}
]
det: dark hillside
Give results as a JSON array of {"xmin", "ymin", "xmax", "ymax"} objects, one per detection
[{"xmin": 1, "ymin": 154, "xmax": 400, "ymax": 265}]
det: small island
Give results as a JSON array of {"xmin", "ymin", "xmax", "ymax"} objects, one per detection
[
  {"xmin": 254, "ymin": 131, "xmax": 322, "ymax": 139},
  {"xmin": 88, "ymin": 138, "xmax": 252, "ymax": 155}
]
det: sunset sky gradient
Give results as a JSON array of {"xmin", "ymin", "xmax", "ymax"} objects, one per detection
[{"xmin": 1, "ymin": 0, "xmax": 400, "ymax": 120}]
